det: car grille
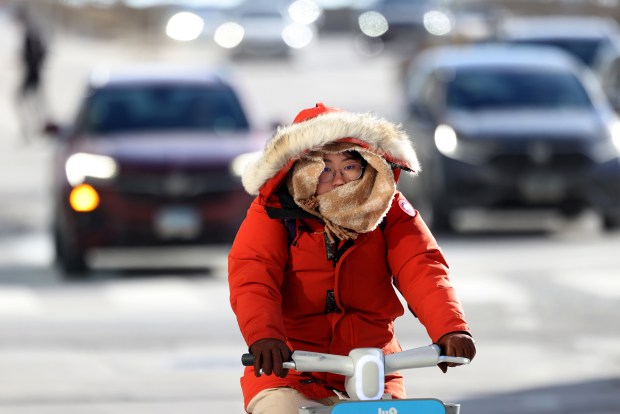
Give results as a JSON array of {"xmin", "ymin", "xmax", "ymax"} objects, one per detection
[
  {"xmin": 485, "ymin": 138, "xmax": 592, "ymax": 173},
  {"xmin": 112, "ymin": 170, "xmax": 241, "ymax": 199}
]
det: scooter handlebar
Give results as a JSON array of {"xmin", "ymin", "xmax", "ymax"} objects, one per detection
[
  {"xmin": 241, "ymin": 344, "xmax": 470, "ymax": 374},
  {"xmin": 241, "ymin": 345, "xmax": 470, "ymax": 401},
  {"xmin": 241, "ymin": 350, "xmax": 351, "ymax": 375}
]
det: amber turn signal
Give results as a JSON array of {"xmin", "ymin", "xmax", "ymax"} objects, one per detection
[{"xmin": 69, "ymin": 183, "xmax": 100, "ymax": 212}]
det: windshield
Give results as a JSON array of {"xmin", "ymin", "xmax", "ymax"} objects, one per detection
[
  {"xmin": 445, "ymin": 68, "xmax": 593, "ymax": 111},
  {"xmin": 82, "ymin": 84, "xmax": 250, "ymax": 134},
  {"xmin": 510, "ymin": 38, "xmax": 606, "ymax": 66}
]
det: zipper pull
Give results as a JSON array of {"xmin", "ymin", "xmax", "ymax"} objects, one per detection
[{"xmin": 324, "ymin": 231, "xmax": 335, "ymax": 261}]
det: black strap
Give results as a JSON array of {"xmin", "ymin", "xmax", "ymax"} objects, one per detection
[
  {"xmin": 270, "ymin": 184, "xmax": 386, "ymax": 264},
  {"xmin": 323, "ymin": 232, "xmax": 355, "ymax": 265},
  {"xmin": 266, "ymin": 206, "xmax": 317, "ymax": 220},
  {"xmin": 324, "ymin": 231, "xmax": 336, "ymax": 261},
  {"xmin": 378, "ymin": 216, "xmax": 387, "ymax": 232},
  {"xmin": 283, "ymin": 218, "xmax": 297, "ymax": 245},
  {"xmin": 324, "ymin": 289, "xmax": 342, "ymax": 314},
  {"xmin": 265, "ymin": 183, "xmax": 317, "ymax": 220}
]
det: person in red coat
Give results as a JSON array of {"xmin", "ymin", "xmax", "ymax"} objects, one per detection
[{"xmin": 228, "ymin": 103, "xmax": 476, "ymax": 414}]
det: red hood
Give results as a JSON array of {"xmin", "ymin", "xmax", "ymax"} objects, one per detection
[{"xmin": 241, "ymin": 109, "xmax": 419, "ymax": 204}]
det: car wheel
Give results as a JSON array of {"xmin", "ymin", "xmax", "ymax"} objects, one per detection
[
  {"xmin": 54, "ymin": 226, "xmax": 89, "ymax": 278},
  {"xmin": 430, "ymin": 205, "xmax": 453, "ymax": 233},
  {"xmin": 602, "ymin": 212, "xmax": 620, "ymax": 231}
]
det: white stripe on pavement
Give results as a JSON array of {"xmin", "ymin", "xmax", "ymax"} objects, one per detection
[
  {"xmin": 551, "ymin": 271, "xmax": 620, "ymax": 299},
  {"xmin": 0, "ymin": 233, "xmax": 53, "ymax": 267},
  {"xmin": 0, "ymin": 287, "xmax": 42, "ymax": 316},
  {"xmin": 103, "ymin": 279, "xmax": 213, "ymax": 312},
  {"xmin": 451, "ymin": 275, "xmax": 538, "ymax": 330}
]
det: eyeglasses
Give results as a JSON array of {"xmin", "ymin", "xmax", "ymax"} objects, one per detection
[{"xmin": 318, "ymin": 163, "xmax": 364, "ymax": 183}]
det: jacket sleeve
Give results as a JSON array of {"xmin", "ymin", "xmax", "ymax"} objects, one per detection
[
  {"xmin": 385, "ymin": 192, "xmax": 470, "ymax": 342},
  {"xmin": 228, "ymin": 198, "xmax": 289, "ymax": 348}
]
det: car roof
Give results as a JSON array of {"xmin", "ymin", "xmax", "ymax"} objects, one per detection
[
  {"xmin": 413, "ymin": 43, "xmax": 583, "ymax": 72},
  {"xmin": 88, "ymin": 64, "xmax": 230, "ymax": 88},
  {"xmin": 500, "ymin": 15, "xmax": 620, "ymax": 39}
]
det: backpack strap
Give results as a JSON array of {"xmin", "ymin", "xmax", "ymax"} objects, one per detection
[
  {"xmin": 282, "ymin": 218, "xmax": 297, "ymax": 245},
  {"xmin": 378, "ymin": 216, "xmax": 387, "ymax": 232},
  {"xmin": 283, "ymin": 216, "xmax": 388, "ymax": 247}
]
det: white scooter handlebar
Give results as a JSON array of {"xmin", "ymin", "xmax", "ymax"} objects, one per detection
[{"xmin": 241, "ymin": 344, "xmax": 470, "ymax": 401}]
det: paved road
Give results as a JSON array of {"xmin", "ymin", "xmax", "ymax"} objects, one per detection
[
  {"xmin": 1, "ymin": 13, "xmax": 619, "ymax": 414},
  {"xmin": 1, "ymin": 226, "xmax": 619, "ymax": 414}
]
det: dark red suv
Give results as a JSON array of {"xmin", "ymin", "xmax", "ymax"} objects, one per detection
[{"xmin": 49, "ymin": 66, "xmax": 267, "ymax": 277}]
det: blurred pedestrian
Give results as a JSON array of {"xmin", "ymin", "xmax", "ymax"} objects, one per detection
[
  {"xmin": 14, "ymin": 6, "xmax": 48, "ymax": 143},
  {"xmin": 228, "ymin": 103, "xmax": 476, "ymax": 414}
]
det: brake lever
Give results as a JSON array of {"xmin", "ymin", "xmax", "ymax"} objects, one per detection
[{"xmin": 438, "ymin": 356, "xmax": 470, "ymax": 365}]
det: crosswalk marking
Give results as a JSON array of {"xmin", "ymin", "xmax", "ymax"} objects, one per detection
[
  {"xmin": 451, "ymin": 275, "xmax": 530, "ymax": 307},
  {"xmin": 0, "ymin": 233, "xmax": 617, "ymax": 322},
  {"xmin": 451, "ymin": 275, "xmax": 539, "ymax": 330},
  {"xmin": 0, "ymin": 233, "xmax": 53, "ymax": 267},
  {"xmin": 551, "ymin": 271, "xmax": 620, "ymax": 299},
  {"xmin": 103, "ymin": 279, "xmax": 214, "ymax": 312},
  {"xmin": 0, "ymin": 287, "xmax": 42, "ymax": 316},
  {"xmin": 0, "ymin": 280, "xmax": 231, "ymax": 320}
]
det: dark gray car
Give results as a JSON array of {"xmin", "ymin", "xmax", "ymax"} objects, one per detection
[
  {"xmin": 498, "ymin": 15, "xmax": 620, "ymax": 111},
  {"xmin": 399, "ymin": 44, "xmax": 620, "ymax": 231}
]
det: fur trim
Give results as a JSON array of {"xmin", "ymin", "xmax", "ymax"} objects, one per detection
[
  {"xmin": 242, "ymin": 111, "xmax": 419, "ymax": 195},
  {"xmin": 285, "ymin": 143, "xmax": 396, "ymax": 240}
]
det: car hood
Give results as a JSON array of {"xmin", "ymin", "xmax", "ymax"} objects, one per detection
[
  {"xmin": 445, "ymin": 109, "xmax": 606, "ymax": 140},
  {"xmin": 68, "ymin": 130, "xmax": 267, "ymax": 167}
]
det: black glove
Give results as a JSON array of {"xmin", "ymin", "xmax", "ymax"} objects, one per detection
[{"xmin": 249, "ymin": 338, "xmax": 291, "ymax": 378}]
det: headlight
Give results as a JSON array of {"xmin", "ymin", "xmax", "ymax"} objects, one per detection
[
  {"xmin": 433, "ymin": 124, "xmax": 494, "ymax": 164},
  {"xmin": 214, "ymin": 22, "xmax": 244, "ymax": 49},
  {"xmin": 434, "ymin": 124, "xmax": 458, "ymax": 155},
  {"xmin": 611, "ymin": 120, "xmax": 620, "ymax": 152},
  {"xmin": 65, "ymin": 153, "xmax": 118, "ymax": 186},
  {"xmin": 230, "ymin": 151, "xmax": 262, "ymax": 177},
  {"xmin": 358, "ymin": 11, "xmax": 389, "ymax": 37},
  {"xmin": 590, "ymin": 120, "xmax": 620, "ymax": 163},
  {"xmin": 282, "ymin": 23, "xmax": 314, "ymax": 49},
  {"xmin": 423, "ymin": 10, "xmax": 452, "ymax": 36},
  {"xmin": 166, "ymin": 12, "xmax": 204, "ymax": 42},
  {"xmin": 288, "ymin": 0, "xmax": 322, "ymax": 25}
]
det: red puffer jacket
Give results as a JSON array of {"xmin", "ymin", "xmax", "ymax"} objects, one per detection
[{"xmin": 228, "ymin": 103, "xmax": 471, "ymax": 410}]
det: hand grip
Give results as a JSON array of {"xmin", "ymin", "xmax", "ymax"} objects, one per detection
[
  {"xmin": 241, "ymin": 353, "xmax": 296, "ymax": 370},
  {"xmin": 241, "ymin": 353, "xmax": 254, "ymax": 366}
]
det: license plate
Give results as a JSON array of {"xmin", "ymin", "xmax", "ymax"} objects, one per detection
[
  {"xmin": 154, "ymin": 206, "xmax": 201, "ymax": 239},
  {"xmin": 518, "ymin": 173, "xmax": 565, "ymax": 203}
]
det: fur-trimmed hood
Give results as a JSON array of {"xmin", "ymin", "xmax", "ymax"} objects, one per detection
[{"xmin": 242, "ymin": 104, "xmax": 420, "ymax": 201}]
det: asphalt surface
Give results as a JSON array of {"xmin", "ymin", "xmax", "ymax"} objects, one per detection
[{"xmin": 1, "ymin": 10, "xmax": 619, "ymax": 414}]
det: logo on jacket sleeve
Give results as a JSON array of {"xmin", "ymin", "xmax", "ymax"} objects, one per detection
[{"xmin": 398, "ymin": 199, "xmax": 416, "ymax": 217}]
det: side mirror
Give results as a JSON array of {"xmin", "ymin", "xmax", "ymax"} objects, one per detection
[
  {"xmin": 407, "ymin": 101, "xmax": 421, "ymax": 114},
  {"xmin": 609, "ymin": 95, "xmax": 620, "ymax": 114},
  {"xmin": 43, "ymin": 120, "xmax": 60, "ymax": 136},
  {"xmin": 408, "ymin": 102, "xmax": 433, "ymax": 122},
  {"xmin": 43, "ymin": 120, "xmax": 73, "ymax": 140}
]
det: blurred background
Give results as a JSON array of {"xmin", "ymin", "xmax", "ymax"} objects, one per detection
[{"xmin": 0, "ymin": 0, "xmax": 619, "ymax": 413}]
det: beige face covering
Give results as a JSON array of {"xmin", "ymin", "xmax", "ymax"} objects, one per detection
[{"xmin": 287, "ymin": 143, "xmax": 396, "ymax": 242}]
